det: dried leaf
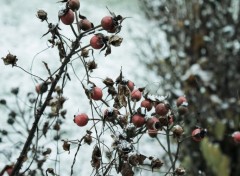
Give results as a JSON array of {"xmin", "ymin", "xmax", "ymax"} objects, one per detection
[
  {"xmin": 121, "ymin": 163, "xmax": 134, "ymax": 176},
  {"xmin": 151, "ymin": 158, "xmax": 163, "ymax": 171},
  {"xmin": 108, "ymin": 86, "xmax": 117, "ymax": 96},
  {"xmin": 105, "ymin": 45, "xmax": 112, "ymax": 56},
  {"xmin": 103, "ymin": 77, "xmax": 114, "ymax": 87},
  {"xmin": 109, "ymin": 35, "xmax": 123, "ymax": 47},
  {"xmin": 118, "ymin": 94, "xmax": 127, "ymax": 107},
  {"xmin": 137, "ymin": 154, "xmax": 147, "ymax": 165},
  {"xmin": 62, "ymin": 141, "xmax": 70, "ymax": 152},
  {"xmin": 91, "ymin": 146, "xmax": 102, "ymax": 169},
  {"xmin": 129, "ymin": 154, "xmax": 146, "ymax": 166}
]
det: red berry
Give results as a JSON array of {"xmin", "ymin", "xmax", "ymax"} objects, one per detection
[
  {"xmin": 5, "ymin": 165, "xmax": 13, "ymax": 176},
  {"xmin": 60, "ymin": 9, "xmax": 74, "ymax": 25},
  {"xmin": 232, "ymin": 131, "xmax": 240, "ymax": 143},
  {"xmin": 132, "ymin": 114, "xmax": 145, "ymax": 128},
  {"xmin": 90, "ymin": 35, "xmax": 104, "ymax": 49},
  {"xmin": 101, "ymin": 16, "xmax": 114, "ymax": 31},
  {"xmin": 68, "ymin": 0, "xmax": 80, "ymax": 11},
  {"xmin": 91, "ymin": 87, "xmax": 103, "ymax": 100},
  {"xmin": 74, "ymin": 113, "xmax": 88, "ymax": 126},
  {"xmin": 146, "ymin": 117, "xmax": 160, "ymax": 130},
  {"xmin": 127, "ymin": 80, "xmax": 134, "ymax": 91},
  {"xmin": 141, "ymin": 99, "xmax": 152, "ymax": 111},
  {"xmin": 155, "ymin": 103, "xmax": 169, "ymax": 116},
  {"xmin": 191, "ymin": 128, "xmax": 207, "ymax": 142},
  {"xmin": 78, "ymin": 19, "xmax": 92, "ymax": 31},
  {"xmin": 107, "ymin": 27, "xmax": 117, "ymax": 33},
  {"xmin": 148, "ymin": 129, "xmax": 158, "ymax": 138},
  {"xmin": 131, "ymin": 89, "xmax": 142, "ymax": 102},
  {"xmin": 35, "ymin": 83, "xmax": 48, "ymax": 94},
  {"xmin": 176, "ymin": 96, "xmax": 187, "ymax": 107}
]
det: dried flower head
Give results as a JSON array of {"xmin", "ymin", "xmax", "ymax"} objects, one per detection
[
  {"xmin": 108, "ymin": 35, "xmax": 123, "ymax": 47},
  {"xmin": 175, "ymin": 167, "xmax": 186, "ymax": 175},
  {"xmin": 2, "ymin": 53, "xmax": 18, "ymax": 66}
]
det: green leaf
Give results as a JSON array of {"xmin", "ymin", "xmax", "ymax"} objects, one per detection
[{"xmin": 200, "ymin": 138, "xmax": 230, "ymax": 176}]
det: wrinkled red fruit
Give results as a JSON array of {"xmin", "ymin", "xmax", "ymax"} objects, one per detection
[
  {"xmin": 191, "ymin": 128, "xmax": 207, "ymax": 142},
  {"xmin": 132, "ymin": 114, "xmax": 145, "ymax": 128},
  {"xmin": 176, "ymin": 96, "xmax": 187, "ymax": 107},
  {"xmin": 141, "ymin": 99, "xmax": 152, "ymax": 111},
  {"xmin": 148, "ymin": 129, "xmax": 158, "ymax": 138},
  {"xmin": 146, "ymin": 117, "xmax": 160, "ymax": 130},
  {"xmin": 60, "ymin": 9, "xmax": 74, "ymax": 25},
  {"xmin": 91, "ymin": 87, "xmax": 103, "ymax": 100},
  {"xmin": 74, "ymin": 113, "xmax": 88, "ymax": 126},
  {"xmin": 78, "ymin": 19, "xmax": 92, "ymax": 31},
  {"xmin": 155, "ymin": 103, "xmax": 169, "ymax": 116},
  {"xmin": 68, "ymin": 0, "xmax": 80, "ymax": 11},
  {"xmin": 232, "ymin": 131, "xmax": 240, "ymax": 143},
  {"xmin": 127, "ymin": 80, "xmax": 134, "ymax": 91},
  {"xmin": 101, "ymin": 16, "xmax": 114, "ymax": 31},
  {"xmin": 90, "ymin": 35, "xmax": 104, "ymax": 49},
  {"xmin": 131, "ymin": 89, "xmax": 142, "ymax": 102}
]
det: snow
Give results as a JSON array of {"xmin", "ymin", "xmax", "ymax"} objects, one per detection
[{"xmin": 0, "ymin": 0, "xmax": 169, "ymax": 175}]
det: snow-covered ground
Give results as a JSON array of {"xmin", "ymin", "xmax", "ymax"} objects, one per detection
[{"xmin": 0, "ymin": 0, "xmax": 169, "ymax": 175}]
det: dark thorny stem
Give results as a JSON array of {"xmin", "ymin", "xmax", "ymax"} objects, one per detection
[{"xmin": 10, "ymin": 36, "xmax": 82, "ymax": 175}]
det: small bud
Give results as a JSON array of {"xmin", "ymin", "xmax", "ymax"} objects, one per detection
[
  {"xmin": 62, "ymin": 141, "xmax": 70, "ymax": 152},
  {"xmin": 81, "ymin": 48, "xmax": 89, "ymax": 57},
  {"xmin": 172, "ymin": 125, "xmax": 184, "ymax": 137},
  {"xmin": 53, "ymin": 123, "xmax": 60, "ymax": 131},
  {"xmin": 84, "ymin": 134, "xmax": 93, "ymax": 145},
  {"xmin": 87, "ymin": 60, "xmax": 97, "ymax": 71},
  {"xmin": 36, "ymin": 10, "xmax": 48, "ymax": 21}
]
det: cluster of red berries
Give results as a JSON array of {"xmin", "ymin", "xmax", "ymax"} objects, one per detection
[
  {"xmin": 59, "ymin": 0, "xmax": 80, "ymax": 25},
  {"xmin": 58, "ymin": 0, "xmax": 123, "ymax": 51},
  {"xmin": 71, "ymin": 74, "xmax": 206, "ymax": 143}
]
